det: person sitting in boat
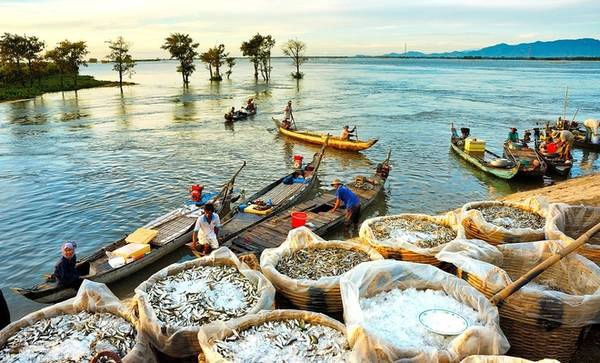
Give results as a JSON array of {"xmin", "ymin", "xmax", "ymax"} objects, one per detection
[
  {"xmin": 224, "ymin": 107, "xmax": 235, "ymax": 121},
  {"xmin": 540, "ymin": 137, "xmax": 558, "ymax": 154},
  {"xmin": 330, "ymin": 178, "xmax": 361, "ymax": 235},
  {"xmin": 191, "ymin": 203, "xmax": 221, "ymax": 256},
  {"xmin": 507, "ymin": 127, "xmax": 519, "ymax": 143},
  {"xmin": 244, "ymin": 98, "xmax": 256, "ymax": 113},
  {"xmin": 53, "ymin": 241, "xmax": 81, "ymax": 289},
  {"xmin": 340, "ymin": 125, "xmax": 356, "ymax": 141}
]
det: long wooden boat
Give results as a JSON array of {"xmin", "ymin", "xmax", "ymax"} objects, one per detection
[
  {"xmin": 535, "ymin": 149, "xmax": 572, "ymax": 177},
  {"xmin": 450, "ymin": 133, "xmax": 519, "ymax": 180},
  {"xmin": 503, "ymin": 142, "xmax": 547, "ymax": 178},
  {"xmin": 273, "ymin": 117, "xmax": 378, "ymax": 152},
  {"xmin": 12, "ymin": 163, "xmax": 246, "ymax": 304},
  {"xmin": 573, "ymin": 135, "xmax": 600, "ymax": 152},
  {"xmin": 225, "ymin": 150, "xmax": 392, "ymax": 257},
  {"xmin": 216, "ymin": 141, "xmax": 327, "ymax": 244}
]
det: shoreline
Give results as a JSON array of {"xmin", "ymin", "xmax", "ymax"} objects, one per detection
[{"xmin": 500, "ymin": 173, "xmax": 600, "ymax": 206}]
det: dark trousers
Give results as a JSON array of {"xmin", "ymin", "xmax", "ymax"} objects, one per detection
[{"xmin": 344, "ymin": 205, "xmax": 361, "ymax": 227}]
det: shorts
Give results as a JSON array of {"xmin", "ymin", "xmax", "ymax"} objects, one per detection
[
  {"xmin": 344, "ymin": 205, "xmax": 361, "ymax": 227},
  {"xmin": 197, "ymin": 232, "xmax": 219, "ymax": 249}
]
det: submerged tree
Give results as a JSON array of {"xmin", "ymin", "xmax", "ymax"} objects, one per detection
[
  {"xmin": 240, "ymin": 34, "xmax": 263, "ymax": 81},
  {"xmin": 161, "ymin": 33, "xmax": 199, "ymax": 86},
  {"xmin": 241, "ymin": 33, "xmax": 275, "ymax": 82},
  {"xmin": 58, "ymin": 40, "xmax": 89, "ymax": 87},
  {"xmin": 200, "ymin": 44, "xmax": 228, "ymax": 81},
  {"xmin": 282, "ymin": 39, "xmax": 308, "ymax": 79},
  {"xmin": 106, "ymin": 36, "xmax": 136, "ymax": 88},
  {"xmin": 225, "ymin": 57, "xmax": 235, "ymax": 79},
  {"xmin": 257, "ymin": 35, "xmax": 275, "ymax": 82}
]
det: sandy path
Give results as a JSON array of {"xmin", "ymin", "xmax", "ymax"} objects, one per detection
[{"xmin": 501, "ymin": 174, "xmax": 600, "ymax": 206}]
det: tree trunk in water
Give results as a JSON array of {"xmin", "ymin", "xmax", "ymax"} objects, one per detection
[
  {"xmin": 182, "ymin": 68, "xmax": 186, "ymax": 86},
  {"xmin": 119, "ymin": 64, "xmax": 123, "ymax": 88},
  {"xmin": 209, "ymin": 64, "xmax": 213, "ymax": 80},
  {"xmin": 253, "ymin": 61, "xmax": 258, "ymax": 81},
  {"xmin": 215, "ymin": 64, "xmax": 220, "ymax": 80},
  {"xmin": 296, "ymin": 60, "xmax": 300, "ymax": 77}
]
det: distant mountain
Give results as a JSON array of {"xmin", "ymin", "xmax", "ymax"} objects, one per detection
[{"xmin": 380, "ymin": 38, "xmax": 600, "ymax": 58}]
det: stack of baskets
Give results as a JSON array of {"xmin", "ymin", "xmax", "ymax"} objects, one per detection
[{"xmin": 437, "ymin": 239, "xmax": 600, "ymax": 362}]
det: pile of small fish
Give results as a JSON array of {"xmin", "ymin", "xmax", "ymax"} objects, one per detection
[
  {"xmin": 371, "ymin": 217, "xmax": 457, "ymax": 248},
  {"xmin": 0, "ymin": 311, "xmax": 136, "ymax": 362},
  {"xmin": 276, "ymin": 248, "xmax": 370, "ymax": 280},
  {"xmin": 476, "ymin": 205, "xmax": 545, "ymax": 230},
  {"xmin": 214, "ymin": 319, "xmax": 350, "ymax": 362},
  {"xmin": 146, "ymin": 265, "xmax": 259, "ymax": 327}
]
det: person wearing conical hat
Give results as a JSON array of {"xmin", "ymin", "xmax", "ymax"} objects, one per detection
[{"xmin": 330, "ymin": 178, "xmax": 361, "ymax": 233}]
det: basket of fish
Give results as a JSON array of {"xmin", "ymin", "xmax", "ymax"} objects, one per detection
[
  {"xmin": 134, "ymin": 247, "xmax": 276, "ymax": 357},
  {"xmin": 260, "ymin": 227, "xmax": 383, "ymax": 313},
  {"xmin": 546, "ymin": 203, "xmax": 600, "ymax": 265},
  {"xmin": 437, "ymin": 239, "xmax": 600, "ymax": 362},
  {"xmin": 461, "ymin": 197, "xmax": 548, "ymax": 245},
  {"xmin": 461, "ymin": 355, "xmax": 559, "ymax": 363},
  {"xmin": 197, "ymin": 309, "xmax": 352, "ymax": 362},
  {"xmin": 339, "ymin": 259, "xmax": 509, "ymax": 362},
  {"xmin": 359, "ymin": 211, "xmax": 463, "ymax": 266},
  {"xmin": 0, "ymin": 280, "xmax": 155, "ymax": 363}
]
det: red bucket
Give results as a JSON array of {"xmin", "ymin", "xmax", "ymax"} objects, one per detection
[{"xmin": 290, "ymin": 211, "xmax": 307, "ymax": 228}]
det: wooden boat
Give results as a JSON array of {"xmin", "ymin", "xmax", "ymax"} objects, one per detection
[
  {"xmin": 225, "ymin": 150, "xmax": 392, "ymax": 257},
  {"xmin": 12, "ymin": 163, "xmax": 246, "ymax": 304},
  {"xmin": 450, "ymin": 131, "xmax": 519, "ymax": 180},
  {"xmin": 573, "ymin": 135, "xmax": 600, "ymax": 152},
  {"xmin": 224, "ymin": 107, "xmax": 257, "ymax": 122},
  {"xmin": 273, "ymin": 117, "xmax": 378, "ymax": 152},
  {"xmin": 208, "ymin": 142, "xmax": 327, "ymax": 250},
  {"xmin": 503, "ymin": 142, "xmax": 547, "ymax": 178},
  {"xmin": 535, "ymin": 149, "xmax": 572, "ymax": 177}
]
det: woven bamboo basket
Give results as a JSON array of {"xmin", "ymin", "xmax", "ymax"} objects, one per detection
[
  {"xmin": 197, "ymin": 309, "xmax": 349, "ymax": 363},
  {"xmin": 460, "ymin": 355, "xmax": 559, "ymax": 363},
  {"xmin": 461, "ymin": 200, "xmax": 547, "ymax": 245},
  {"xmin": 546, "ymin": 204, "xmax": 600, "ymax": 265},
  {"xmin": 451, "ymin": 243, "xmax": 600, "ymax": 362},
  {"xmin": 261, "ymin": 238, "xmax": 383, "ymax": 313},
  {"xmin": 359, "ymin": 212, "xmax": 462, "ymax": 266}
]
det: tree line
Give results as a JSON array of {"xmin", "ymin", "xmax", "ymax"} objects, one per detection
[{"xmin": 1, "ymin": 31, "xmax": 308, "ymax": 91}]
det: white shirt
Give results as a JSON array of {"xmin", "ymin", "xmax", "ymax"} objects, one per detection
[
  {"xmin": 194, "ymin": 213, "xmax": 221, "ymax": 241},
  {"xmin": 283, "ymin": 104, "xmax": 292, "ymax": 120}
]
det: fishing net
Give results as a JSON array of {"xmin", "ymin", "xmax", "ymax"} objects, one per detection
[
  {"xmin": 359, "ymin": 211, "xmax": 464, "ymax": 265},
  {"xmin": 340, "ymin": 260, "xmax": 509, "ymax": 362},
  {"xmin": 260, "ymin": 226, "xmax": 383, "ymax": 313},
  {"xmin": 197, "ymin": 309, "xmax": 352, "ymax": 363},
  {"xmin": 461, "ymin": 355, "xmax": 559, "ymax": 363},
  {"xmin": 545, "ymin": 203, "xmax": 600, "ymax": 265},
  {"xmin": 134, "ymin": 247, "xmax": 275, "ymax": 357},
  {"xmin": 437, "ymin": 239, "xmax": 600, "ymax": 361},
  {"xmin": 461, "ymin": 197, "xmax": 549, "ymax": 245},
  {"xmin": 0, "ymin": 280, "xmax": 155, "ymax": 363}
]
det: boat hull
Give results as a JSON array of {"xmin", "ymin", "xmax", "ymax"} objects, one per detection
[{"xmin": 451, "ymin": 141, "xmax": 519, "ymax": 180}]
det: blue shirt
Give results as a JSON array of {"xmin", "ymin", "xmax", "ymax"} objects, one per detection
[{"xmin": 336, "ymin": 185, "xmax": 360, "ymax": 209}]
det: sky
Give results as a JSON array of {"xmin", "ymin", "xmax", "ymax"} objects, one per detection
[{"xmin": 1, "ymin": 0, "xmax": 599, "ymax": 58}]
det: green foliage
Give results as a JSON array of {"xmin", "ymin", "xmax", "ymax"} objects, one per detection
[
  {"xmin": 0, "ymin": 74, "xmax": 119, "ymax": 101},
  {"xmin": 225, "ymin": 57, "xmax": 235, "ymax": 79},
  {"xmin": 241, "ymin": 33, "xmax": 275, "ymax": 81},
  {"xmin": 106, "ymin": 36, "xmax": 136, "ymax": 87},
  {"xmin": 282, "ymin": 39, "xmax": 308, "ymax": 79},
  {"xmin": 200, "ymin": 44, "xmax": 228, "ymax": 81},
  {"xmin": 161, "ymin": 33, "xmax": 199, "ymax": 85}
]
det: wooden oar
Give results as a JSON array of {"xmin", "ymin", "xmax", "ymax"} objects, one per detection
[{"xmin": 490, "ymin": 220, "xmax": 600, "ymax": 306}]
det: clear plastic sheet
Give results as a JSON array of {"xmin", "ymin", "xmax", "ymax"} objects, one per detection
[
  {"xmin": 0, "ymin": 280, "xmax": 155, "ymax": 363},
  {"xmin": 436, "ymin": 239, "xmax": 600, "ymax": 327},
  {"xmin": 461, "ymin": 197, "xmax": 548, "ymax": 244},
  {"xmin": 260, "ymin": 226, "xmax": 383, "ymax": 313},
  {"xmin": 134, "ymin": 247, "xmax": 275, "ymax": 357},
  {"xmin": 461, "ymin": 355, "xmax": 559, "ymax": 363},
  {"xmin": 359, "ymin": 211, "xmax": 465, "ymax": 259},
  {"xmin": 340, "ymin": 260, "xmax": 509, "ymax": 362},
  {"xmin": 546, "ymin": 203, "xmax": 600, "ymax": 264}
]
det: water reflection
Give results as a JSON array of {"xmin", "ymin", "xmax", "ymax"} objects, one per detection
[{"xmin": 172, "ymin": 87, "xmax": 198, "ymax": 122}]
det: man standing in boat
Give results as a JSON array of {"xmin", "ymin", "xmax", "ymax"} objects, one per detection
[
  {"xmin": 282, "ymin": 100, "xmax": 294, "ymax": 129},
  {"xmin": 330, "ymin": 179, "xmax": 361, "ymax": 235},
  {"xmin": 191, "ymin": 203, "xmax": 221, "ymax": 255}
]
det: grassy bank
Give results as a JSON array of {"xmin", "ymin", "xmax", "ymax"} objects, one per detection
[{"xmin": 0, "ymin": 75, "xmax": 133, "ymax": 102}]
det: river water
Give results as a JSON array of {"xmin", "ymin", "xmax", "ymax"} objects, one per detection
[{"xmin": 1, "ymin": 58, "xmax": 600, "ymax": 318}]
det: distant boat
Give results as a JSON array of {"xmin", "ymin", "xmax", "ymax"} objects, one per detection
[
  {"xmin": 450, "ymin": 126, "xmax": 520, "ymax": 180},
  {"xmin": 273, "ymin": 118, "xmax": 378, "ymax": 152},
  {"xmin": 224, "ymin": 107, "xmax": 257, "ymax": 122}
]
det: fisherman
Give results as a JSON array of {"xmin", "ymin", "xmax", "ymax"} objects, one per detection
[
  {"xmin": 191, "ymin": 203, "xmax": 221, "ymax": 255},
  {"xmin": 53, "ymin": 241, "xmax": 81, "ymax": 289},
  {"xmin": 244, "ymin": 98, "xmax": 256, "ymax": 113},
  {"xmin": 507, "ymin": 127, "xmax": 519, "ymax": 143},
  {"xmin": 225, "ymin": 107, "xmax": 236, "ymax": 121},
  {"xmin": 330, "ymin": 179, "xmax": 361, "ymax": 233},
  {"xmin": 282, "ymin": 100, "xmax": 294, "ymax": 129},
  {"xmin": 539, "ymin": 137, "xmax": 558, "ymax": 154},
  {"xmin": 340, "ymin": 125, "xmax": 356, "ymax": 141}
]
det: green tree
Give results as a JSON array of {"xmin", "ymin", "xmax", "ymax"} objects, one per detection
[
  {"xmin": 282, "ymin": 39, "xmax": 308, "ymax": 79},
  {"xmin": 57, "ymin": 40, "xmax": 89, "ymax": 87},
  {"xmin": 258, "ymin": 35, "xmax": 275, "ymax": 82},
  {"xmin": 0, "ymin": 33, "xmax": 28, "ymax": 85},
  {"xmin": 23, "ymin": 35, "xmax": 45, "ymax": 86},
  {"xmin": 106, "ymin": 36, "xmax": 136, "ymax": 88},
  {"xmin": 240, "ymin": 34, "xmax": 264, "ymax": 81},
  {"xmin": 200, "ymin": 44, "xmax": 228, "ymax": 81},
  {"xmin": 161, "ymin": 33, "xmax": 199, "ymax": 86},
  {"xmin": 45, "ymin": 47, "xmax": 68, "ymax": 87},
  {"xmin": 225, "ymin": 57, "xmax": 235, "ymax": 79}
]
